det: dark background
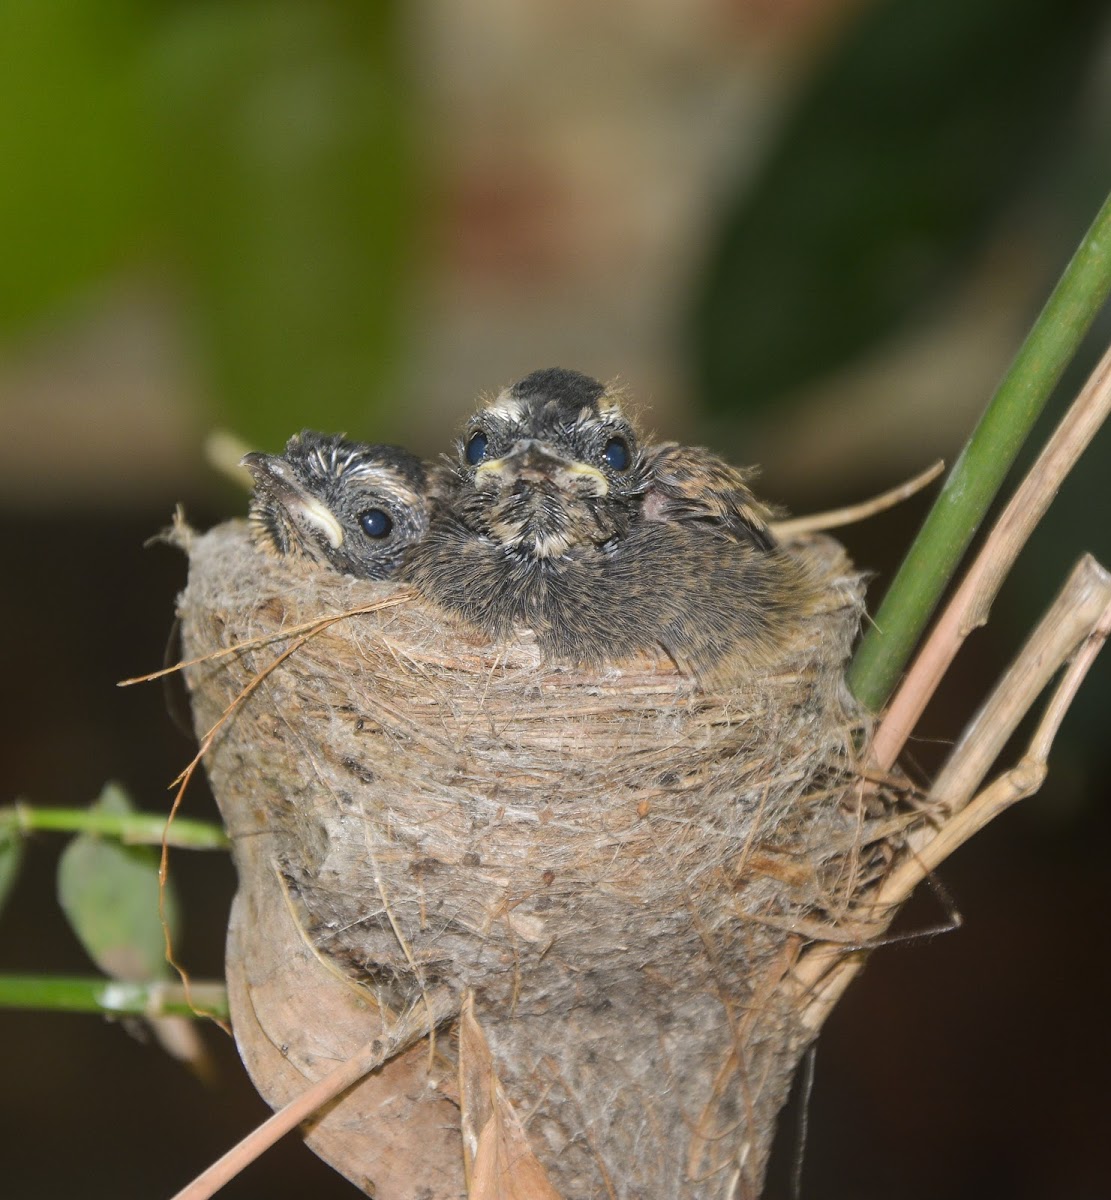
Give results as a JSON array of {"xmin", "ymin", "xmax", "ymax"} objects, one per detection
[{"xmin": 2, "ymin": 2, "xmax": 1110, "ymax": 1196}]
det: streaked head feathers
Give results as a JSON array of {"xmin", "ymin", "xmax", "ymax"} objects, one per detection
[{"xmin": 243, "ymin": 431, "xmax": 430, "ymax": 580}]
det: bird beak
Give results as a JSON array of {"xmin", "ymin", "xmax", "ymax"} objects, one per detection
[
  {"xmin": 475, "ymin": 440, "xmax": 609, "ymax": 495},
  {"xmin": 241, "ymin": 452, "xmax": 346, "ymax": 549}
]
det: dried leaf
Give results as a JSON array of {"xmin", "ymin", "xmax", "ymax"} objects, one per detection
[
  {"xmin": 459, "ymin": 996, "xmax": 563, "ymax": 1200},
  {"xmin": 222, "ymin": 828, "xmax": 464, "ymax": 1198}
]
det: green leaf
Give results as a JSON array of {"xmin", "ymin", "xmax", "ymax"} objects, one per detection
[
  {"xmin": 691, "ymin": 0, "xmax": 1109, "ymax": 416},
  {"xmin": 56, "ymin": 783, "xmax": 179, "ymax": 981},
  {"xmin": 146, "ymin": 2, "xmax": 413, "ymax": 445}
]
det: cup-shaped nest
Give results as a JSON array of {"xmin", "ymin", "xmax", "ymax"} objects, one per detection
[{"xmin": 179, "ymin": 520, "xmax": 880, "ymax": 1199}]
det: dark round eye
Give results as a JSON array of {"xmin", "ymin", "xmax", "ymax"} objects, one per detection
[
  {"xmin": 602, "ymin": 436, "xmax": 631, "ymax": 472},
  {"xmin": 465, "ymin": 430, "xmax": 489, "ymax": 465},
  {"xmin": 358, "ymin": 508, "xmax": 393, "ymax": 539}
]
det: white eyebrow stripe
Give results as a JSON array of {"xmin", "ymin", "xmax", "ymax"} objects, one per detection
[
  {"xmin": 338, "ymin": 462, "xmax": 420, "ymax": 505},
  {"xmin": 480, "ymin": 392, "xmax": 525, "ymax": 421},
  {"xmin": 340, "ymin": 460, "xmax": 392, "ymax": 482}
]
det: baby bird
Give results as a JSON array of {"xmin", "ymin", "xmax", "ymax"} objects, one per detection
[
  {"xmin": 405, "ymin": 367, "xmax": 662, "ymax": 661},
  {"xmin": 243, "ymin": 431, "xmax": 430, "ymax": 579},
  {"xmin": 405, "ymin": 368, "xmax": 813, "ymax": 682},
  {"xmin": 638, "ymin": 442, "xmax": 816, "ymax": 682}
]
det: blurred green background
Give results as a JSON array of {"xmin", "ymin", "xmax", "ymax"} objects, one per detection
[{"xmin": 2, "ymin": 1, "xmax": 1110, "ymax": 1196}]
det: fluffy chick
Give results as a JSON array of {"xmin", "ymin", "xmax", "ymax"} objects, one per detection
[
  {"xmin": 406, "ymin": 368, "xmax": 815, "ymax": 682},
  {"xmin": 404, "ymin": 367, "xmax": 667, "ymax": 661},
  {"xmin": 243, "ymin": 431, "xmax": 430, "ymax": 579}
]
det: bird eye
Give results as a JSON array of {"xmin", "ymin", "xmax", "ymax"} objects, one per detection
[
  {"xmin": 359, "ymin": 508, "xmax": 393, "ymax": 539},
  {"xmin": 602, "ymin": 436, "xmax": 631, "ymax": 472},
  {"xmin": 465, "ymin": 430, "xmax": 489, "ymax": 465}
]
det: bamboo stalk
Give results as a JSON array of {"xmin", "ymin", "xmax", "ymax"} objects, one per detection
[{"xmin": 848, "ymin": 189, "xmax": 1111, "ymax": 712}]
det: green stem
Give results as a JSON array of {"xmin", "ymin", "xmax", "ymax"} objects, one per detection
[
  {"xmin": 0, "ymin": 973, "xmax": 228, "ymax": 1020},
  {"xmin": 3, "ymin": 803, "xmax": 229, "ymax": 850},
  {"xmin": 848, "ymin": 187, "xmax": 1111, "ymax": 712}
]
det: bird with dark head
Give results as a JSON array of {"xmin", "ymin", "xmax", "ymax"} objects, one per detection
[
  {"xmin": 451, "ymin": 366, "xmax": 647, "ymax": 561},
  {"xmin": 405, "ymin": 367, "xmax": 660, "ymax": 661},
  {"xmin": 243, "ymin": 431, "xmax": 430, "ymax": 579},
  {"xmin": 405, "ymin": 367, "xmax": 816, "ymax": 682}
]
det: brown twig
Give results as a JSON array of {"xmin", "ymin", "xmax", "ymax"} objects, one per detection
[
  {"xmin": 154, "ymin": 595, "xmax": 414, "ymax": 1018},
  {"xmin": 134, "ymin": 593, "xmax": 413, "ymax": 1018},
  {"xmin": 793, "ymin": 557, "xmax": 1111, "ymax": 1031},
  {"xmin": 771, "ymin": 460, "xmax": 944, "ymax": 540},
  {"xmin": 926, "ymin": 555, "xmax": 1111, "ymax": 811},
  {"xmin": 169, "ymin": 993, "xmax": 458, "ymax": 1200},
  {"xmin": 118, "ymin": 593, "xmax": 414, "ymax": 687},
  {"xmin": 871, "ymin": 340, "xmax": 1111, "ymax": 769},
  {"xmin": 157, "ymin": 630, "xmax": 321, "ymax": 1029}
]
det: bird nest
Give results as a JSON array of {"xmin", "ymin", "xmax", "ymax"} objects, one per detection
[{"xmin": 179, "ymin": 518, "xmax": 888, "ymax": 1199}]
